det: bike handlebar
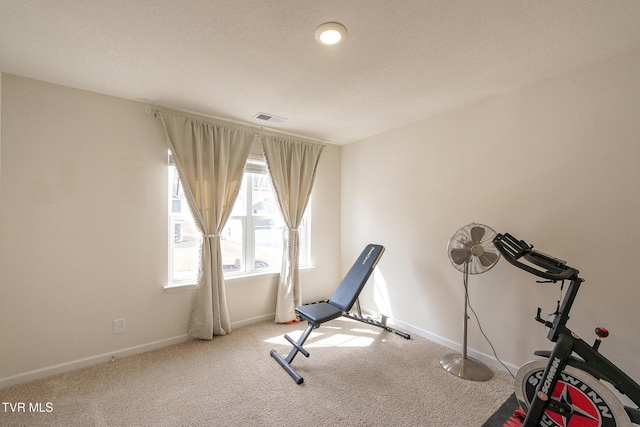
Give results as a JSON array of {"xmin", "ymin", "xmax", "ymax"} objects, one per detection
[{"xmin": 493, "ymin": 233, "xmax": 579, "ymax": 282}]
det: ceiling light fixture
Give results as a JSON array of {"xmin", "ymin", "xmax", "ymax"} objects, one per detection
[{"xmin": 315, "ymin": 22, "xmax": 347, "ymax": 45}]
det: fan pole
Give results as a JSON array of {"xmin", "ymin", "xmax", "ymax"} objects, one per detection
[
  {"xmin": 462, "ymin": 271, "xmax": 468, "ymax": 360},
  {"xmin": 440, "ymin": 263, "xmax": 493, "ymax": 381}
]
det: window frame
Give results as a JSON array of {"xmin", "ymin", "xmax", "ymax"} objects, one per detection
[{"xmin": 165, "ymin": 152, "xmax": 311, "ymax": 289}]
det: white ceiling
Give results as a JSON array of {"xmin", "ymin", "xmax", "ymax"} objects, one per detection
[{"xmin": 2, "ymin": 1, "xmax": 640, "ymax": 145}]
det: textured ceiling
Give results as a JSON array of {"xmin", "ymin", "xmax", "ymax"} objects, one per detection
[{"xmin": 1, "ymin": 0, "xmax": 640, "ymax": 145}]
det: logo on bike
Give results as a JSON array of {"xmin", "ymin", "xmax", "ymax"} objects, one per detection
[{"xmin": 524, "ymin": 368, "xmax": 615, "ymax": 427}]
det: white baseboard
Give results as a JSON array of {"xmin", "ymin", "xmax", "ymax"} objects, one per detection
[
  {"xmin": 356, "ymin": 305, "xmax": 519, "ymax": 376},
  {"xmin": 1, "ymin": 314, "xmax": 277, "ymax": 390},
  {"xmin": 1, "ymin": 310, "xmax": 517, "ymax": 390},
  {"xmin": 0, "ymin": 335, "xmax": 192, "ymax": 390},
  {"xmin": 231, "ymin": 312, "xmax": 275, "ymax": 329}
]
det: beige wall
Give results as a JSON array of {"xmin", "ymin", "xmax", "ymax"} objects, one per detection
[
  {"xmin": 3, "ymin": 48, "xmax": 640, "ymax": 388},
  {"xmin": 0, "ymin": 74, "xmax": 341, "ymax": 386},
  {"xmin": 342, "ymin": 49, "xmax": 640, "ymax": 379}
]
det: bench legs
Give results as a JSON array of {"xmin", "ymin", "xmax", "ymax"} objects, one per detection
[
  {"xmin": 270, "ymin": 322, "xmax": 315, "ymax": 384},
  {"xmin": 344, "ymin": 299, "xmax": 411, "ymax": 339}
]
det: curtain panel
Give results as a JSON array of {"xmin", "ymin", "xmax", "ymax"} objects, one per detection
[
  {"xmin": 160, "ymin": 113, "xmax": 255, "ymax": 339},
  {"xmin": 261, "ymin": 137, "xmax": 324, "ymax": 323}
]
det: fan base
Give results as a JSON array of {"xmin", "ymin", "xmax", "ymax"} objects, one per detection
[{"xmin": 440, "ymin": 353, "xmax": 493, "ymax": 381}]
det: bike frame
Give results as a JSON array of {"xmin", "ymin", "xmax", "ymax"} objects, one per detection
[
  {"xmin": 492, "ymin": 232, "xmax": 640, "ymax": 426},
  {"xmin": 521, "ymin": 273, "xmax": 640, "ymax": 426}
]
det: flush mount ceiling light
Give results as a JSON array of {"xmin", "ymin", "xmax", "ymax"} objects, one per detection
[{"xmin": 315, "ymin": 22, "xmax": 347, "ymax": 45}]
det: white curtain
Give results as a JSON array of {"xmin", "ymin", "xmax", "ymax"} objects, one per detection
[
  {"xmin": 160, "ymin": 113, "xmax": 255, "ymax": 339},
  {"xmin": 262, "ymin": 137, "xmax": 324, "ymax": 323}
]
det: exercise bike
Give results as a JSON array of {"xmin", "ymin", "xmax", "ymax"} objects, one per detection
[{"xmin": 493, "ymin": 232, "xmax": 640, "ymax": 427}]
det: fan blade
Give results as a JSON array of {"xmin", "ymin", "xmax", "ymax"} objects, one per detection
[
  {"xmin": 450, "ymin": 248, "xmax": 471, "ymax": 265},
  {"xmin": 478, "ymin": 251, "xmax": 498, "ymax": 267},
  {"xmin": 471, "ymin": 226, "xmax": 485, "ymax": 245}
]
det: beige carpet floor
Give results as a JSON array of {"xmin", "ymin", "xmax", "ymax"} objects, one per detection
[{"xmin": 0, "ymin": 317, "xmax": 514, "ymax": 426}]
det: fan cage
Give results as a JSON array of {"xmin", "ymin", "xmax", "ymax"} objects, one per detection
[{"xmin": 447, "ymin": 223, "xmax": 500, "ymax": 275}]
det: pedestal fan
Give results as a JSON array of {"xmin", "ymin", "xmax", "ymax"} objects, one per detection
[{"xmin": 440, "ymin": 223, "xmax": 500, "ymax": 381}]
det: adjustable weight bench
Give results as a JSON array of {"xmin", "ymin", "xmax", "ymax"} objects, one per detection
[{"xmin": 270, "ymin": 244, "xmax": 409, "ymax": 384}]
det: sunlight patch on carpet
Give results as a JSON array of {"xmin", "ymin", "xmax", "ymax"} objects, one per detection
[
  {"xmin": 264, "ymin": 331, "xmax": 324, "ymax": 345},
  {"xmin": 350, "ymin": 327, "xmax": 381, "ymax": 336},
  {"xmin": 264, "ymin": 327, "xmax": 377, "ymax": 348},
  {"xmin": 307, "ymin": 333, "xmax": 375, "ymax": 348}
]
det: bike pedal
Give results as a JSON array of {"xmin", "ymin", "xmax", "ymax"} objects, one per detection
[
  {"xmin": 502, "ymin": 408, "xmax": 526, "ymax": 427},
  {"xmin": 513, "ymin": 408, "xmax": 526, "ymax": 422}
]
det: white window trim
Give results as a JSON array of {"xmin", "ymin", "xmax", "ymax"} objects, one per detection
[
  {"xmin": 166, "ymin": 151, "xmax": 312, "ymax": 289},
  {"xmin": 164, "ymin": 283, "xmax": 198, "ymax": 292}
]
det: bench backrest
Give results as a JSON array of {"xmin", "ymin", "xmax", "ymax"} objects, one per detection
[{"xmin": 328, "ymin": 244, "xmax": 385, "ymax": 312}]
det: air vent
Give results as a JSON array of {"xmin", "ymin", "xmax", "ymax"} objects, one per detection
[{"xmin": 254, "ymin": 112, "xmax": 287, "ymax": 124}]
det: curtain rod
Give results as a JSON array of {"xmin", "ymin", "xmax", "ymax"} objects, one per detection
[{"xmin": 145, "ymin": 107, "xmax": 328, "ymax": 146}]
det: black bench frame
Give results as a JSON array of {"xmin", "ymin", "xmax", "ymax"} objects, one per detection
[{"xmin": 270, "ymin": 244, "xmax": 409, "ymax": 384}]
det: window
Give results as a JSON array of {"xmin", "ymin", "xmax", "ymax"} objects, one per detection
[
  {"xmin": 168, "ymin": 161, "xmax": 201, "ymax": 284},
  {"xmin": 168, "ymin": 153, "xmax": 310, "ymax": 285}
]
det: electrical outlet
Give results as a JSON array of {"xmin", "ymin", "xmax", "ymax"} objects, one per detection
[{"xmin": 113, "ymin": 318, "xmax": 125, "ymax": 334}]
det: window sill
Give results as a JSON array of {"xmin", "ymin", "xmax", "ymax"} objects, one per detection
[
  {"xmin": 224, "ymin": 269, "xmax": 279, "ymax": 282},
  {"xmin": 164, "ymin": 266, "xmax": 315, "ymax": 291},
  {"xmin": 224, "ymin": 265, "xmax": 315, "ymax": 282},
  {"xmin": 163, "ymin": 283, "xmax": 197, "ymax": 293}
]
